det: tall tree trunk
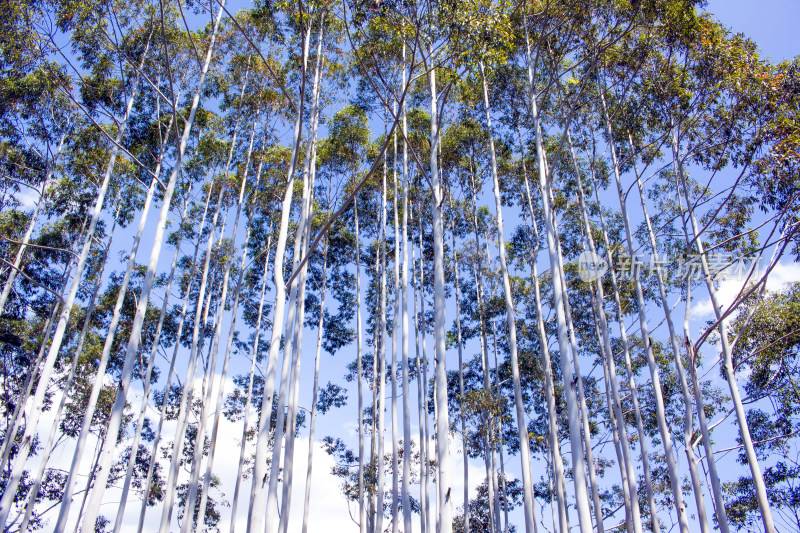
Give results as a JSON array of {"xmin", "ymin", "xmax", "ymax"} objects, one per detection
[
  {"xmin": 589, "ymin": 168, "xmax": 659, "ymax": 532},
  {"xmin": 300, "ymin": 240, "xmax": 328, "ymax": 533},
  {"xmin": 229, "ymin": 219, "xmax": 273, "ymax": 533},
  {"xmin": 570, "ymin": 145, "xmax": 641, "ymax": 533},
  {"xmin": 672, "ymin": 132, "xmax": 775, "ymax": 533},
  {"xmin": 246, "ymin": 16, "xmax": 311, "ymax": 532},
  {"xmin": 412, "ymin": 216, "xmax": 429, "ymax": 533},
  {"xmin": 135, "ymin": 180, "xmax": 215, "ymax": 533},
  {"xmin": 467, "ymin": 165, "xmax": 502, "ymax": 533},
  {"xmin": 376, "ymin": 142, "xmax": 389, "ymax": 533},
  {"xmin": 354, "ymin": 197, "xmax": 367, "ymax": 533},
  {"xmin": 599, "ymin": 86, "xmax": 689, "ymax": 533},
  {"xmin": 524, "ymin": 69, "xmax": 594, "ymax": 533},
  {"xmin": 428, "ymin": 59, "xmax": 452, "ymax": 533},
  {"xmin": 629, "ymin": 140, "xmax": 711, "ymax": 533},
  {"xmin": 0, "ymin": 36, "xmax": 149, "ymax": 525},
  {"xmin": 261, "ymin": 20, "xmax": 319, "ymax": 533},
  {"xmin": 196, "ymin": 115, "xmax": 264, "ymax": 528},
  {"xmin": 0, "ymin": 132, "xmax": 67, "ymax": 316},
  {"xmin": 399, "ymin": 48, "xmax": 413, "ymax": 533},
  {"xmin": 518, "ymin": 137, "xmax": 571, "ymax": 533},
  {"xmin": 391, "ymin": 114, "xmax": 401, "ymax": 533},
  {"xmin": 450, "ymin": 215, "xmax": 470, "ymax": 533},
  {"xmin": 15, "ymin": 198, "xmax": 120, "ymax": 533}
]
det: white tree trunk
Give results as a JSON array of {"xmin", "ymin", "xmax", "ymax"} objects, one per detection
[
  {"xmin": 428, "ymin": 61, "xmax": 452, "ymax": 533},
  {"xmin": 672, "ymin": 132, "xmax": 775, "ymax": 533},
  {"xmin": 0, "ymin": 38, "xmax": 148, "ymax": 527}
]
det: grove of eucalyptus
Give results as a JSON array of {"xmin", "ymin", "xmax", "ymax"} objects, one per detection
[{"xmin": 1, "ymin": 0, "xmax": 798, "ymax": 532}]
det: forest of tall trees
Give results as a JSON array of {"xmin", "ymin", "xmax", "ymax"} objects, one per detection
[{"xmin": 1, "ymin": 0, "xmax": 799, "ymax": 531}]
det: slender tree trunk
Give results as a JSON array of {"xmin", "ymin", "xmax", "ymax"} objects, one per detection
[
  {"xmin": 0, "ymin": 132, "xmax": 67, "ymax": 316},
  {"xmin": 467, "ymin": 165, "xmax": 502, "ymax": 533},
  {"xmin": 398, "ymin": 48, "xmax": 413, "ymax": 533},
  {"xmin": 376, "ymin": 142, "xmax": 389, "ymax": 533},
  {"xmin": 135, "ymin": 181, "xmax": 215, "ymax": 533},
  {"xmin": 229, "ymin": 220, "xmax": 273, "ymax": 533},
  {"xmin": 428, "ymin": 59, "xmax": 452, "ymax": 533},
  {"xmin": 629, "ymin": 140, "xmax": 711, "ymax": 533},
  {"xmin": 391, "ymin": 114, "xmax": 401, "ymax": 533},
  {"xmin": 15, "ymin": 199, "xmax": 120, "ymax": 533},
  {"xmin": 246, "ymin": 17, "xmax": 311, "ymax": 532},
  {"xmin": 525, "ymin": 70, "xmax": 594, "ymax": 533},
  {"xmin": 261, "ymin": 20, "xmax": 318, "ymax": 533},
  {"xmin": 77, "ymin": 7, "xmax": 228, "ymax": 529},
  {"xmin": 599, "ymin": 86, "xmax": 689, "ymax": 533},
  {"xmin": 411, "ymin": 216, "xmax": 428, "ymax": 533},
  {"xmin": 300, "ymin": 240, "xmax": 328, "ymax": 533},
  {"xmin": 570, "ymin": 146, "xmax": 641, "ymax": 533},
  {"xmin": 589, "ymin": 167, "xmax": 659, "ymax": 532},
  {"xmin": 417, "ymin": 199, "xmax": 433, "ymax": 533},
  {"xmin": 196, "ymin": 115, "xmax": 264, "ymax": 528},
  {"xmin": 354, "ymin": 198, "xmax": 367, "ymax": 533},
  {"xmin": 0, "ymin": 36, "xmax": 149, "ymax": 525},
  {"xmin": 672, "ymin": 132, "xmax": 775, "ymax": 533},
  {"xmin": 517, "ymin": 139, "xmax": 571, "ymax": 533},
  {"xmin": 450, "ymin": 217, "xmax": 470, "ymax": 533},
  {"xmin": 552, "ymin": 217, "xmax": 604, "ymax": 533}
]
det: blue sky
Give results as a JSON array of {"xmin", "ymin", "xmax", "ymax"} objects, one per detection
[{"xmin": 707, "ymin": 0, "xmax": 799, "ymax": 62}]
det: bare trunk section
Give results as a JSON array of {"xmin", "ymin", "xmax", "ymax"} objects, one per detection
[
  {"xmin": 428, "ymin": 60, "xmax": 453, "ymax": 533},
  {"xmin": 0, "ymin": 34, "xmax": 150, "ymax": 528},
  {"xmin": 672, "ymin": 132, "xmax": 775, "ymax": 533}
]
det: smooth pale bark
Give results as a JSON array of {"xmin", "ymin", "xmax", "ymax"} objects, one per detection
[
  {"xmin": 391, "ymin": 118, "xmax": 401, "ymax": 533},
  {"xmin": 629, "ymin": 146, "xmax": 711, "ymax": 533},
  {"xmin": 525, "ymin": 74, "xmax": 594, "ymax": 533},
  {"xmin": 672, "ymin": 133, "xmax": 775, "ymax": 533},
  {"xmin": 158, "ymin": 183, "xmax": 227, "ymax": 532},
  {"xmin": 518, "ymin": 144, "xmax": 571, "ymax": 533},
  {"xmin": 488, "ymin": 317, "xmax": 510, "ymax": 533},
  {"xmin": 368, "ymin": 208, "xmax": 381, "ymax": 533},
  {"xmin": 79, "ymin": 6, "xmax": 228, "ymax": 529},
  {"xmin": 399, "ymin": 52, "xmax": 413, "ymax": 533},
  {"xmin": 589, "ymin": 169, "xmax": 659, "ymax": 532},
  {"xmin": 0, "ymin": 38, "xmax": 148, "ymax": 527},
  {"xmin": 109, "ymin": 102, "xmax": 181, "ymax": 533},
  {"xmin": 15, "ymin": 200, "xmax": 120, "ymax": 533},
  {"xmin": 683, "ymin": 280, "xmax": 730, "ymax": 531},
  {"xmin": 229, "ymin": 224, "xmax": 272, "ymax": 533},
  {"xmin": 179, "ymin": 113, "xmax": 255, "ymax": 533},
  {"xmin": 0, "ymin": 132, "xmax": 67, "ymax": 317},
  {"xmin": 135, "ymin": 182, "xmax": 215, "ymax": 533},
  {"xmin": 246, "ymin": 18, "xmax": 311, "ymax": 533},
  {"xmin": 354, "ymin": 198, "xmax": 367, "ymax": 533},
  {"xmin": 599, "ymin": 86, "xmax": 689, "ymax": 533},
  {"xmin": 466, "ymin": 167, "xmax": 502, "ymax": 533},
  {"xmin": 195, "ymin": 116, "xmax": 264, "ymax": 528},
  {"xmin": 592, "ymin": 301, "xmax": 633, "ymax": 533},
  {"xmin": 300, "ymin": 241, "xmax": 328, "ymax": 533},
  {"xmin": 428, "ymin": 60, "xmax": 453, "ymax": 533},
  {"xmin": 268, "ymin": 24, "xmax": 323, "ymax": 533},
  {"xmin": 277, "ymin": 93, "xmax": 323, "ymax": 533},
  {"xmin": 376, "ymin": 146, "xmax": 389, "ymax": 533},
  {"xmin": 0, "ymin": 209, "xmax": 87, "ymax": 475},
  {"xmin": 59, "ymin": 105, "xmax": 174, "ymax": 533},
  {"xmin": 570, "ymin": 153, "xmax": 641, "ymax": 533},
  {"xmin": 477, "ymin": 60, "xmax": 534, "ymax": 533},
  {"xmin": 450, "ymin": 222, "xmax": 470, "ymax": 533},
  {"xmin": 417, "ymin": 210, "xmax": 433, "ymax": 533},
  {"xmin": 411, "ymin": 217, "xmax": 429, "ymax": 533},
  {"xmin": 551, "ymin": 215, "xmax": 604, "ymax": 533}
]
